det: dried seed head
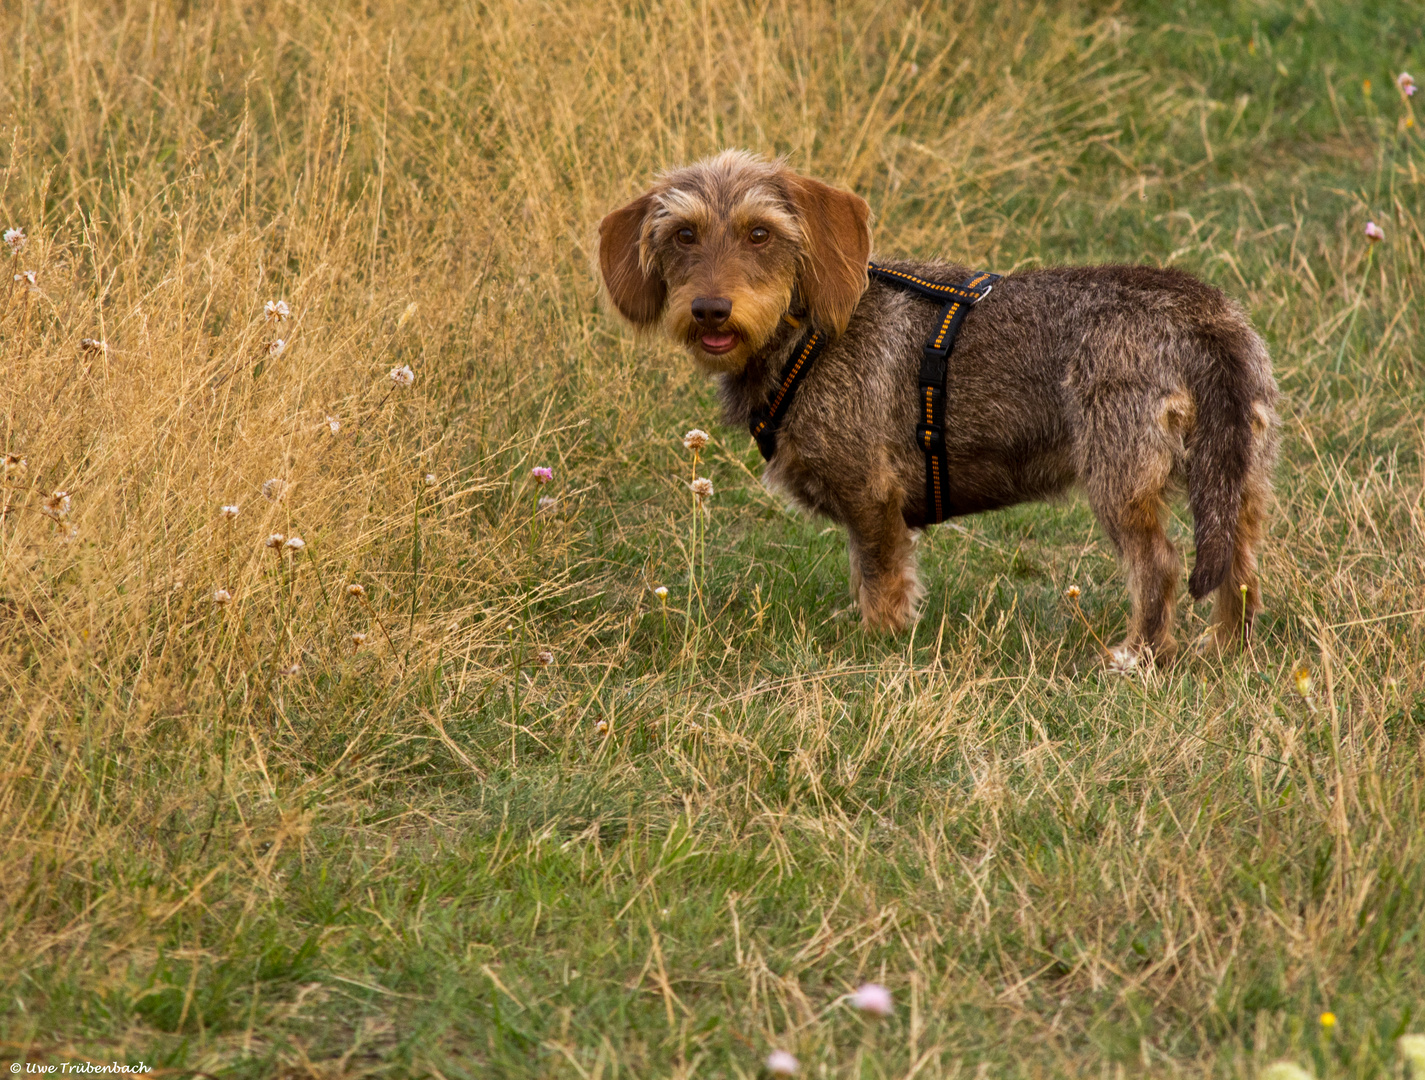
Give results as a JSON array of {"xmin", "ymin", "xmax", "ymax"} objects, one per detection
[
  {"xmin": 4, "ymin": 227, "xmax": 26, "ymax": 253},
  {"xmin": 268, "ymin": 339, "xmax": 286, "ymax": 357},
  {"xmin": 389, "ymin": 364, "xmax": 415, "ymax": 387},
  {"xmin": 212, "ymin": 589, "xmax": 233, "ymax": 605},
  {"xmin": 424, "ymin": 473, "xmax": 437, "ymax": 487},
  {"xmin": 2, "ymin": 453, "xmax": 26, "ymax": 475},
  {"xmin": 351, "ymin": 632, "xmax": 368, "ymax": 647},
  {"xmin": 261, "ymin": 478, "xmax": 289, "ymax": 502},
  {"xmin": 682, "ymin": 428, "xmax": 710, "ymax": 452},
  {"xmin": 1065, "ymin": 584, "xmax": 1081, "ymax": 600},
  {"xmin": 278, "ymin": 662, "xmax": 301, "ymax": 677},
  {"xmin": 398, "ymin": 301, "xmax": 418, "ymax": 328},
  {"xmin": 531, "ymin": 466, "xmax": 553, "ymax": 485},
  {"xmin": 265, "ymin": 299, "xmax": 290, "ymax": 321},
  {"xmin": 14, "ymin": 270, "xmax": 36, "ymax": 289},
  {"xmin": 265, "ymin": 533, "xmax": 286, "ymax": 550},
  {"xmin": 326, "ymin": 415, "xmax": 340, "ymax": 434},
  {"xmin": 347, "ymin": 583, "xmax": 366, "ymax": 598},
  {"xmin": 79, "ymin": 338, "xmax": 106, "ymax": 354},
  {"xmin": 595, "ymin": 718, "xmax": 609, "ymax": 735},
  {"xmin": 219, "ymin": 504, "xmax": 240, "ymax": 520},
  {"xmin": 283, "ymin": 535, "xmax": 306, "ymax": 552},
  {"xmin": 690, "ymin": 477, "xmax": 714, "ymax": 499},
  {"xmin": 654, "ymin": 585, "xmax": 669, "ymax": 600},
  {"xmin": 42, "ymin": 490, "xmax": 71, "ymax": 519},
  {"xmin": 535, "ymin": 649, "xmax": 554, "ymax": 667}
]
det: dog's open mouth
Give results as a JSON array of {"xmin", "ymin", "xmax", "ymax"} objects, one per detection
[{"xmin": 699, "ymin": 332, "xmax": 739, "ymax": 355}]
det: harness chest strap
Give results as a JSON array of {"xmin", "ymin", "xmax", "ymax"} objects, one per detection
[{"xmin": 748, "ymin": 261, "xmax": 999, "ymax": 526}]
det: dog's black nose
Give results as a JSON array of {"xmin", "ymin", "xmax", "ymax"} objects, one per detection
[{"xmin": 691, "ymin": 296, "xmax": 732, "ymax": 328}]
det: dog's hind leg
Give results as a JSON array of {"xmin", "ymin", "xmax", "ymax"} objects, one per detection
[
  {"xmin": 1081, "ymin": 399, "xmax": 1181, "ymax": 668},
  {"xmin": 1208, "ymin": 440, "xmax": 1271, "ymax": 649}
]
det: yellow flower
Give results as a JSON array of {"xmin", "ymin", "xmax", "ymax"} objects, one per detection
[
  {"xmin": 1319, "ymin": 1011, "xmax": 1336, "ymax": 1031},
  {"xmin": 1293, "ymin": 667, "xmax": 1312, "ymax": 698},
  {"xmin": 1399, "ymin": 1034, "xmax": 1425, "ymax": 1076}
]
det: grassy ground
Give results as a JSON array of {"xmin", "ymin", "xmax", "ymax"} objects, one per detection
[{"xmin": 2, "ymin": 0, "xmax": 1424, "ymax": 1076}]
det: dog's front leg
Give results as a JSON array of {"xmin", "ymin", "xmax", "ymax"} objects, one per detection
[{"xmin": 845, "ymin": 494, "xmax": 921, "ymax": 633}]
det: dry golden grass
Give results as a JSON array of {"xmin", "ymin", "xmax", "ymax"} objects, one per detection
[{"xmin": 2, "ymin": 0, "xmax": 1424, "ymax": 1076}]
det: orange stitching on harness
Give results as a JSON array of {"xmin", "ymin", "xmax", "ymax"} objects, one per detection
[
  {"xmin": 868, "ymin": 264, "xmax": 978, "ymax": 299},
  {"xmin": 765, "ymin": 332, "xmax": 819, "ymax": 417}
]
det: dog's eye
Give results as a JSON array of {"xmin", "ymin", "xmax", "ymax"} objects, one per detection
[
  {"xmin": 749, "ymin": 227, "xmax": 770, "ymax": 245},
  {"xmin": 676, "ymin": 228, "xmax": 696, "ymax": 246}
]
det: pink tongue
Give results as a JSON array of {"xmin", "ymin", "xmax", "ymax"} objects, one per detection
[{"xmin": 702, "ymin": 333, "xmax": 735, "ymax": 349}]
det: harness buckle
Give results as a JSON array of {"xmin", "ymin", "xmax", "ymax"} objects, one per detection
[{"xmin": 971, "ymin": 284, "xmax": 993, "ymax": 304}]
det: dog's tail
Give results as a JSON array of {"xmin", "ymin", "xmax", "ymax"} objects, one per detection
[{"xmin": 1184, "ymin": 315, "xmax": 1275, "ymax": 600}]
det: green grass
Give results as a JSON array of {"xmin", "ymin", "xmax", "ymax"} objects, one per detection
[{"xmin": 2, "ymin": 0, "xmax": 1424, "ymax": 1076}]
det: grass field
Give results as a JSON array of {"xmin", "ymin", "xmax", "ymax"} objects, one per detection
[{"xmin": 2, "ymin": 0, "xmax": 1424, "ymax": 1076}]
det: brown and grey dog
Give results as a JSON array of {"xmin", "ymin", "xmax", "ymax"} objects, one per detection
[{"xmin": 598, "ymin": 151, "xmax": 1278, "ymax": 667}]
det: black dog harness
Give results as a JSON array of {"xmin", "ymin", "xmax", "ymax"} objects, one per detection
[{"xmin": 748, "ymin": 261, "xmax": 999, "ymax": 525}]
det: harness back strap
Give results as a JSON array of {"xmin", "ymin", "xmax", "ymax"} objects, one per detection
[
  {"xmin": 867, "ymin": 261, "xmax": 999, "ymax": 525},
  {"xmin": 749, "ymin": 328, "xmax": 824, "ymax": 462}
]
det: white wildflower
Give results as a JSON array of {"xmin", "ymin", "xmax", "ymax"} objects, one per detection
[
  {"xmin": 4, "ymin": 227, "xmax": 26, "ymax": 253},
  {"xmin": 219, "ymin": 504, "xmax": 240, "ymax": 520},
  {"xmin": 351, "ymin": 632, "xmax": 368, "ymax": 647},
  {"xmin": 424, "ymin": 473, "xmax": 437, "ymax": 487},
  {"xmin": 265, "ymin": 533, "xmax": 286, "ymax": 550},
  {"xmin": 849, "ymin": 983, "xmax": 893, "ymax": 1017},
  {"xmin": 654, "ymin": 585, "xmax": 669, "ymax": 600},
  {"xmin": 212, "ymin": 589, "xmax": 232, "ymax": 605},
  {"xmin": 765, "ymin": 1050, "xmax": 799, "ymax": 1076},
  {"xmin": 390, "ymin": 364, "xmax": 415, "ymax": 387},
  {"xmin": 283, "ymin": 535, "xmax": 306, "ymax": 552},
  {"xmin": 690, "ymin": 477, "xmax": 714, "ymax": 498},
  {"xmin": 265, "ymin": 299, "xmax": 290, "ymax": 321},
  {"xmin": 268, "ymin": 339, "xmax": 286, "ymax": 357},
  {"xmin": 682, "ymin": 428, "xmax": 710, "ymax": 452},
  {"xmin": 535, "ymin": 648, "xmax": 554, "ymax": 667},
  {"xmin": 79, "ymin": 338, "xmax": 106, "ymax": 354},
  {"xmin": 326, "ymin": 415, "xmax": 340, "ymax": 434}
]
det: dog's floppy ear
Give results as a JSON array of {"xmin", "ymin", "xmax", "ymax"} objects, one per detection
[
  {"xmin": 598, "ymin": 191, "xmax": 667, "ymax": 326},
  {"xmin": 785, "ymin": 174, "xmax": 871, "ymax": 337}
]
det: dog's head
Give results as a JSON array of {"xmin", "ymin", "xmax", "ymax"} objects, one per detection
[{"xmin": 597, "ymin": 151, "xmax": 872, "ymax": 373}]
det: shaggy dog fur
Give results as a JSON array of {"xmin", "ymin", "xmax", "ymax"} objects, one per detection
[{"xmin": 598, "ymin": 151, "xmax": 1279, "ymax": 667}]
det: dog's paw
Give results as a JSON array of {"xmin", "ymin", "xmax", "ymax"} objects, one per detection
[{"xmin": 860, "ymin": 578, "xmax": 917, "ymax": 638}]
